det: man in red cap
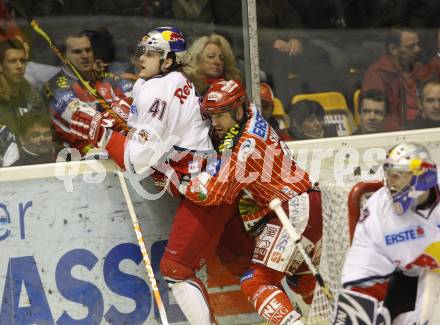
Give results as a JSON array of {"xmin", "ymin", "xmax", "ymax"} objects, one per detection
[{"xmin": 260, "ymin": 82, "xmax": 285, "ymax": 131}]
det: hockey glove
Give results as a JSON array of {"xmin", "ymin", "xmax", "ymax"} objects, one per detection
[
  {"xmin": 110, "ymin": 99, "xmax": 130, "ymax": 125},
  {"xmin": 179, "ymin": 172, "xmax": 210, "ymax": 200},
  {"xmin": 71, "ymin": 105, "xmax": 114, "ymax": 148}
]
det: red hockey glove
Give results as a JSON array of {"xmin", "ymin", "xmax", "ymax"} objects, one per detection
[
  {"xmin": 71, "ymin": 105, "xmax": 114, "ymax": 148},
  {"xmin": 110, "ymin": 99, "xmax": 130, "ymax": 124}
]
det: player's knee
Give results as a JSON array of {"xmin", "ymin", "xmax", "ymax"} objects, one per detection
[
  {"xmin": 240, "ymin": 269, "xmax": 261, "ymax": 299},
  {"xmin": 240, "ymin": 266, "xmax": 282, "ymax": 298},
  {"xmin": 160, "ymin": 256, "xmax": 195, "ymax": 281}
]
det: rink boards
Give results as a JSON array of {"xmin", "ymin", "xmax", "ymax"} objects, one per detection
[
  {"xmin": 0, "ymin": 160, "xmax": 260, "ymax": 325},
  {"xmin": 1, "ymin": 128, "xmax": 440, "ymax": 325}
]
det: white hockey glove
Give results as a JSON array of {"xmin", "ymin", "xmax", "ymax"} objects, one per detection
[{"xmin": 178, "ymin": 172, "xmax": 210, "ymax": 200}]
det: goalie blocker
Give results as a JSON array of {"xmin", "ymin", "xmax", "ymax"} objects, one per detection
[{"xmin": 331, "ymin": 289, "xmax": 391, "ymax": 325}]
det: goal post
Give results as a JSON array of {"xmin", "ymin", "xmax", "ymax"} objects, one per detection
[{"xmin": 347, "ymin": 181, "xmax": 383, "ymax": 242}]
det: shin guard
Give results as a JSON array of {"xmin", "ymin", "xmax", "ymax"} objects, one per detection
[
  {"xmin": 241, "ymin": 268, "xmax": 301, "ymax": 325},
  {"xmin": 161, "ymin": 257, "xmax": 215, "ymax": 324},
  {"xmin": 167, "ymin": 277, "xmax": 216, "ymax": 325}
]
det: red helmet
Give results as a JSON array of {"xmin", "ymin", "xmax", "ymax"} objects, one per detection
[
  {"xmin": 260, "ymin": 83, "xmax": 274, "ymax": 104},
  {"xmin": 201, "ymin": 80, "xmax": 246, "ymax": 115}
]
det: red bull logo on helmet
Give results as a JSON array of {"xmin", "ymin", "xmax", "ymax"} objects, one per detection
[{"xmin": 161, "ymin": 30, "xmax": 184, "ymax": 42}]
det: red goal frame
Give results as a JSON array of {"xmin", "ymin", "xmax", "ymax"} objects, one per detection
[{"xmin": 347, "ymin": 180, "xmax": 383, "ymax": 242}]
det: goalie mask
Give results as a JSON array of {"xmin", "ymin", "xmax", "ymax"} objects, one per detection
[
  {"xmin": 383, "ymin": 142, "xmax": 437, "ymax": 215},
  {"xmin": 137, "ymin": 26, "xmax": 187, "ymax": 64}
]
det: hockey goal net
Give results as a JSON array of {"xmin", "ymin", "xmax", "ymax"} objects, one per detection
[
  {"xmin": 305, "ymin": 180, "xmax": 440, "ymax": 325},
  {"xmin": 305, "ymin": 180, "xmax": 383, "ymax": 324}
]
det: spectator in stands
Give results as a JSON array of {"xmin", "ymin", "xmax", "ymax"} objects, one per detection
[
  {"xmin": 80, "ymin": 28, "xmax": 134, "ymax": 95},
  {"xmin": 283, "ymin": 99, "xmax": 337, "ymax": 140},
  {"xmin": 0, "ymin": 0, "xmax": 27, "ymax": 43},
  {"xmin": 13, "ymin": 112, "xmax": 55, "ymax": 166},
  {"xmin": 407, "ymin": 79, "xmax": 440, "ymax": 129},
  {"xmin": 0, "ymin": 39, "xmax": 48, "ymax": 135},
  {"xmin": 361, "ymin": 26, "xmax": 428, "ymax": 131},
  {"xmin": 80, "ymin": 28, "xmax": 116, "ymax": 73},
  {"xmin": 425, "ymin": 28, "xmax": 440, "ymax": 77},
  {"xmin": 0, "ymin": 123, "xmax": 19, "ymax": 167},
  {"xmin": 184, "ymin": 33, "xmax": 241, "ymax": 95},
  {"xmin": 353, "ymin": 89, "xmax": 389, "ymax": 135},
  {"xmin": 43, "ymin": 30, "xmax": 131, "ymax": 154},
  {"xmin": 260, "ymin": 82, "xmax": 287, "ymax": 131},
  {"xmin": 0, "ymin": 0, "xmax": 61, "ymax": 91}
]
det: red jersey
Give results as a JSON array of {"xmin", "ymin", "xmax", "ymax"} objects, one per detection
[{"xmin": 185, "ymin": 105, "xmax": 312, "ymax": 230}]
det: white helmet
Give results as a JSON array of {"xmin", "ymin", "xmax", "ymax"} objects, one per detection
[
  {"xmin": 137, "ymin": 26, "xmax": 187, "ymax": 64},
  {"xmin": 383, "ymin": 142, "xmax": 437, "ymax": 214}
]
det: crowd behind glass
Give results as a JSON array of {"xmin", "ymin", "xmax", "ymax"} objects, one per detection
[{"xmin": 1, "ymin": 0, "xmax": 440, "ymax": 167}]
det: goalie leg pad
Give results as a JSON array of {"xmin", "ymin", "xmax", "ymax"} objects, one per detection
[
  {"xmin": 241, "ymin": 264, "xmax": 301, "ymax": 325},
  {"xmin": 331, "ymin": 289, "xmax": 391, "ymax": 325}
]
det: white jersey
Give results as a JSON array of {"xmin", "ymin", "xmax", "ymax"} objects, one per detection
[
  {"xmin": 342, "ymin": 186, "xmax": 440, "ymax": 287},
  {"xmin": 125, "ymin": 71, "xmax": 213, "ymax": 174}
]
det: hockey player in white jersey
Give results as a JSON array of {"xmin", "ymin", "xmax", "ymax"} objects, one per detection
[
  {"xmin": 69, "ymin": 27, "xmax": 246, "ymax": 324},
  {"xmin": 332, "ymin": 142, "xmax": 440, "ymax": 325}
]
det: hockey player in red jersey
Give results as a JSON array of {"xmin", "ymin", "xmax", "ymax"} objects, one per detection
[
  {"xmin": 332, "ymin": 142, "xmax": 440, "ymax": 325},
  {"xmin": 180, "ymin": 80, "xmax": 323, "ymax": 325},
  {"xmin": 67, "ymin": 27, "xmax": 252, "ymax": 325},
  {"xmin": 43, "ymin": 31, "xmax": 132, "ymax": 153}
]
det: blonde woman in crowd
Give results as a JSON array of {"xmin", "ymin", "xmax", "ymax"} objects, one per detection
[{"xmin": 184, "ymin": 33, "xmax": 241, "ymax": 95}]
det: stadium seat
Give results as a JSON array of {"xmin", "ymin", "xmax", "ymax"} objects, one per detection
[
  {"xmin": 272, "ymin": 97, "xmax": 285, "ymax": 117},
  {"xmin": 272, "ymin": 97, "xmax": 289, "ymax": 129},
  {"xmin": 353, "ymin": 89, "xmax": 361, "ymax": 127},
  {"xmin": 291, "ymin": 92, "xmax": 356, "ymax": 136}
]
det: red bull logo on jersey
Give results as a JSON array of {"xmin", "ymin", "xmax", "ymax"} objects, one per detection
[
  {"xmin": 405, "ymin": 241, "xmax": 440, "ymax": 270},
  {"xmin": 384, "ymin": 225, "xmax": 425, "ymax": 245}
]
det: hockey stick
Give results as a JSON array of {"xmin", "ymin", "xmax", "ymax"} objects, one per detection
[
  {"xmin": 269, "ymin": 198, "xmax": 334, "ymax": 303},
  {"xmin": 117, "ymin": 171, "xmax": 169, "ymax": 325},
  {"xmin": 10, "ymin": 0, "xmax": 129, "ymax": 132}
]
